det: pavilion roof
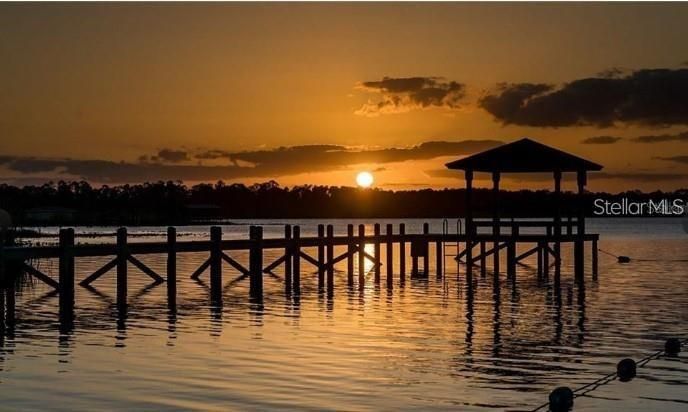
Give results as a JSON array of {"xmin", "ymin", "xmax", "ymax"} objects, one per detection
[{"xmin": 445, "ymin": 138, "xmax": 603, "ymax": 173}]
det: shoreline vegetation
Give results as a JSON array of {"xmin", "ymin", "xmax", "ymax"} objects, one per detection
[{"xmin": 0, "ymin": 180, "xmax": 686, "ymax": 226}]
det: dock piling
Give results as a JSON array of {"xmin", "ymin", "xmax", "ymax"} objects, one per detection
[
  {"xmin": 347, "ymin": 224, "xmax": 354, "ymax": 286},
  {"xmin": 386, "ymin": 224, "xmax": 393, "ymax": 288},
  {"xmin": 116, "ymin": 227, "xmax": 128, "ymax": 309},
  {"xmin": 358, "ymin": 224, "xmax": 365, "ymax": 287},
  {"xmin": 284, "ymin": 225, "xmax": 292, "ymax": 292},
  {"xmin": 317, "ymin": 224, "xmax": 325, "ymax": 290},
  {"xmin": 210, "ymin": 226, "xmax": 222, "ymax": 302},
  {"xmin": 423, "ymin": 223, "xmax": 430, "ymax": 274},
  {"xmin": 399, "ymin": 223, "xmax": 406, "ymax": 283},
  {"xmin": 292, "ymin": 226, "xmax": 301, "ymax": 293},
  {"xmin": 374, "ymin": 223, "xmax": 381, "ymax": 284},
  {"xmin": 326, "ymin": 224, "xmax": 334, "ymax": 294},
  {"xmin": 249, "ymin": 225, "xmax": 264, "ymax": 299},
  {"xmin": 58, "ymin": 228, "xmax": 75, "ymax": 318},
  {"xmin": 167, "ymin": 227, "xmax": 177, "ymax": 308}
]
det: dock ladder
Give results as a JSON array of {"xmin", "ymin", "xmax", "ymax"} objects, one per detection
[{"xmin": 442, "ymin": 218, "xmax": 463, "ymax": 275}]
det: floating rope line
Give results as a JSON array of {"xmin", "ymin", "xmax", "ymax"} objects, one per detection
[
  {"xmin": 598, "ymin": 248, "xmax": 631, "ymax": 263},
  {"xmin": 531, "ymin": 338, "xmax": 686, "ymax": 412}
]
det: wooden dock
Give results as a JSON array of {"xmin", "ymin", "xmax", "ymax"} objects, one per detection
[{"xmin": 0, "ymin": 220, "xmax": 599, "ymax": 327}]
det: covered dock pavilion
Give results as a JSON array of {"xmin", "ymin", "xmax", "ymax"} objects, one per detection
[{"xmin": 445, "ymin": 138, "xmax": 603, "ymax": 281}]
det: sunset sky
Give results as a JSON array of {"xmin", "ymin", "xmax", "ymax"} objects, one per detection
[{"xmin": 2, "ymin": 3, "xmax": 688, "ymax": 192}]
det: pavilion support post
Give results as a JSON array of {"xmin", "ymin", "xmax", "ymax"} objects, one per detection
[
  {"xmin": 58, "ymin": 228, "xmax": 75, "ymax": 319},
  {"xmin": 249, "ymin": 226, "xmax": 264, "ymax": 299},
  {"xmin": 210, "ymin": 226, "xmax": 223, "ymax": 303},
  {"xmin": 166, "ymin": 227, "xmax": 177, "ymax": 308},
  {"xmin": 346, "ymin": 224, "xmax": 354, "ymax": 286},
  {"xmin": 465, "ymin": 170, "xmax": 474, "ymax": 236},
  {"xmin": 292, "ymin": 226, "xmax": 301, "ymax": 293},
  {"xmin": 326, "ymin": 224, "xmax": 334, "ymax": 294},
  {"xmin": 423, "ymin": 223, "xmax": 430, "ymax": 274},
  {"xmin": 553, "ymin": 170, "xmax": 562, "ymax": 282},
  {"xmin": 507, "ymin": 241, "xmax": 516, "ymax": 279},
  {"xmin": 492, "ymin": 172, "xmax": 501, "ymax": 276},
  {"xmin": 543, "ymin": 241, "xmax": 550, "ymax": 278},
  {"xmin": 374, "ymin": 223, "xmax": 381, "ymax": 284},
  {"xmin": 386, "ymin": 224, "xmax": 393, "ymax": 288},
  {"xmin": 574, "ymin": 171, "xmax": 587, "ymax": 280},
  {"xmin": 399, "ymin": 223, "xmax": 406, "ymax": 284},
  {"xmin": 317, "ymin": 224, "xmax": 325, "ymax": 291},
  {"xmin": 480, "ymin": 241, "xmax": 486, "ymax": 277},
  {"xmin": 537, "ymin": 241, "xmax": 543, "ymax": 278},
  {"xmin": 358, "ymin": 224, "xmax": 365, "ymax": 288},
  {"xmin": 435, "ymin": 230, "xmax": 443, "ymax": 279},
  {"xmin": 284, "ymin": 225, "xmax": 293, "ymax": 293},
  {"xmin": 116, "ymin": 227, "xmax": 128, "ymax": 310}
]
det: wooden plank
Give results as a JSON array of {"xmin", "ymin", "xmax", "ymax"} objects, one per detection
[
  {"xmin": 80, "ymin": 257, "xmax": 118, "ymax": 286},
  {"xmin": 23, "ymin": 263, "xmax": 59, "ymax": 290},
  {"xmin": 127, "ymin": 255, "xmax": 164, "ymax": 283},
  {"xmin": 263, "ymin": 254, "xmax": 287, "ymax": 274},
  {"xmin": 221, "ymin": 252, "xmax": 249, "ymax": 276},
  {"xmin": 299, "ymin": 251, "xmax": 322, "ymax": 269},
  {"xmin": 190, "ymin": 258, "xmax": 211, "ymax": 279}
]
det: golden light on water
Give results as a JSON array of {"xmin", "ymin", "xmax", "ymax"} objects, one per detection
[{"xmin": 356, "ymin": 171, "xmax": 374, "ymax": 188}]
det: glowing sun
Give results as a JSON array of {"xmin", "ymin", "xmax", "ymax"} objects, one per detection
[{"xmin": 356, "ymin": 171, "xmax": 374, "ymax": 188}]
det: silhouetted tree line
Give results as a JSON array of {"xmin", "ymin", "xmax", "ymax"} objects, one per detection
[{"xmin": 0, "ymin": 181, "xmax": 685, "ymax": 225}]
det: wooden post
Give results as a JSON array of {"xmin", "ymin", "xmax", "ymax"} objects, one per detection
[
  {"xmin": 423, "ymin": 222, "xmax": 429, "ymax": 274},
  {"xmin": 492, "ymin": 172, "xmax": 500, "ymax": 276},
  {"xmin": 554, "ymin": 170, "xmax": 562, "ymax": 281},
  {"xmin": 507, "ymin": 241, "xmax": 516, "ymax": 278},
  {"xmin": 116, "ymin": 227, "xmax": 128, "ymax": 309},
  {"xmin": 167, "ymin": 227, "xmax": 177, "ymax": 308},
  {"xmin": 574, "ymin": 171, "xmax": 587, "ymax": 280},
  {"xmin": 373, "ymin": 223, "xmax": 381, "ymax": 284},
  {"xmin": 210, "ymin": 226, "xmax": 222, "ymax": 302},
  {"xmin": 284, "ymin": 225, "xmax": 292, "ymax": 293},
  {"xmin": 465, "ymin": 170, "xmax": 474, "ymax": 236},
  {"xmin": 537, "ymin": 241, "xmax": 543, "ymax": 278},
  {"xmin": 347, "ymin": 224, "xmax": 354, "ymax": 286},
  {"xmin": 58, "ymin": 228, "xmax": 75, "ymax": 318},
  {"xmin": 399, "ymin": 223, "xmax": 406, "ymax": 282},
  {"xmin": 592, "ymin": 238, "xmax": 598, "ymax": 280},
  {"xmin": 249, "ymin": 225, "xmax": 264, "ymax": 299},
  {"xmin": 386, "ymin": 224, "xmax": 393, "ymax": 288},
  {"xmin": 435, "ymin": 229, "xmax": 443, "ymax": 280},
  {"xmin": 358, "ymin": 224, "xmax": 365, "ymax": 287},
  {"xmin": 293, "ymin": 226, "xmax": 301, "ymax": 293},
  {"xmin": 543, "ymin": 242, "xmax": 550, "ymax": 278},
  {"xmin": 326, "ymin": 224, "xmax": 334, "ymax": 294},
  {"xmin": 480, "ymin": 241, "xmax": 486, "ymax": 277},
  {"xmin": 317, "ymin": 224, "xmax": 325, "ymax": 290}
]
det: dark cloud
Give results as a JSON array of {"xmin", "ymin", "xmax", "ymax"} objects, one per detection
[
  {"xmin": 155, "ymin": 149, "xmax": 189, "ymax": 163},
  {"xmin": 480, "ymin": 69, "xmax": 688, "ymax": 127},
  {"xmin": 1, "ymin": 140, "xmax": 501, "ymax": 184},
  {"xmin": 581, "ymin": 136, "xmax": 623, "ymax": 144},
  {"xmin": 655, "ymin": 155, "xmax": 688, "ymax": 165},
  {"xmin": 356, "ymin": 76, "xmax": 466, "ymax": 116},
  {"xmin": 631, "ymin": 131, "xmax": 688, "ymax": 143}
]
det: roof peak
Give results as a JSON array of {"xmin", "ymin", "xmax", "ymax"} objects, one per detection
[{"xmin": 445, "ymin": 138, "xmax": 603, "ymax": 173}]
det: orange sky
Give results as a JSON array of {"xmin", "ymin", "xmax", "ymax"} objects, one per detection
[{"xmin": 1, "ymin": 3, "xmax": 688, "ymax": 192}]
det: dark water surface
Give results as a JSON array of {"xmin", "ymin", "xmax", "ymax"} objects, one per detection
[{"xmin": 1, "ymin": 218, "xmax": 688, "ymax": 411}]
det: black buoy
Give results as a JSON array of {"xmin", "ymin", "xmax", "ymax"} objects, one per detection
[
  {"xmin": 548, "ymin": 386, "xmax": 574, "ymax": 412},
  {"xmin": 617, "ymin": 358, "xmax": 637, "ymax": 382},
  {"xmin": 665, "ymin": 338, "xmax": 682, "ymax": 357},
  {"xmin": 617, "ymin": 256, "xmax": 631, "ymax": 263}
]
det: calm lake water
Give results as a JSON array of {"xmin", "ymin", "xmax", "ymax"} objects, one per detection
[{"xmin": 1, "ymin": 218, "xmax": 688, "ymax": 411}]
